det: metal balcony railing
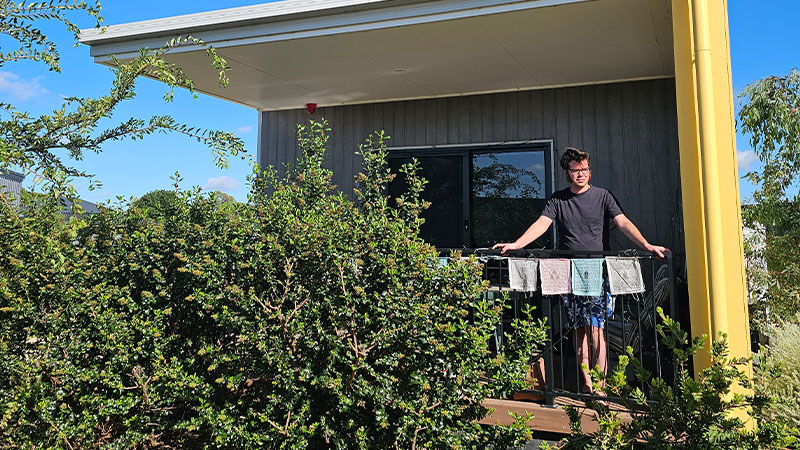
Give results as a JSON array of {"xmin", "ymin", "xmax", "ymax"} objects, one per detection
[{"xmin": 439, "ymin": 248, "xmax": 679, "ymax": 407}]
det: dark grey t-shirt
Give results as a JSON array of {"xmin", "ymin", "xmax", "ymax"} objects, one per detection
[{"xmin": 540, "ymin": 186, "xmax": 624, "ymax": 251}]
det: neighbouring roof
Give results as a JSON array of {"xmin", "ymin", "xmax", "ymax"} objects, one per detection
[
  {"xmin": 81, "ymin": 0, "xmax": 674, "ymax": 111},
  {"xmin": 0, "ymin": 169, "xmax": 24, "ymax": 184},
  {"xmin": 61, "ymin": 198, "xmax": 100, "ymax": 215}
]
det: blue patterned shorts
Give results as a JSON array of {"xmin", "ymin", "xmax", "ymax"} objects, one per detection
[{"xmin": 561, "ymin": 289, "xmax": 616, "ymax": 328}]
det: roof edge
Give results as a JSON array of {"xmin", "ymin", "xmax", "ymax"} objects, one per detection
[
  {"xmin": 0, "ymin": 169, "xmax": 25, "ymax": 183},
  {"xmin": 81, "ymin": 0, "xmax": 590, "ymax": 55},
  {"xmin": 81, "ymin": 0, "xmax": 419, "ymax": 44}
]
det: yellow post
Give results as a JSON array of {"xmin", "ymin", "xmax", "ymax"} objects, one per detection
[{"xmin": 670, "ymin": 0, "xmax": 751, "ymax": 371}]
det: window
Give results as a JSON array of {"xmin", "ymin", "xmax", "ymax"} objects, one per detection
[{"xmin": 388, "ymin": 142, "xmax": 554, "ymax": 249}]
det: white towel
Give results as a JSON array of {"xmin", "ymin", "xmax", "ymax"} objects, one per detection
[
  {"xmin": 605, "ymin": 257, "xmax": 645, "ymax": 295},
  {"xmin": 508, "ymin": 258, "xmax": 538, "ymax": 291}
]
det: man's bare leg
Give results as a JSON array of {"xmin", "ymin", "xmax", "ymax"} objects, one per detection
[
  {"xmin": 591, "ymin": 325, "xmax": 607, "ymax": 392},
  {"xmin": 576, "ymin": 327, "xmax": 592, "ymax": 393},
  {"xmin": 576, "ymin": 326, "xmax": 608, "ymax": 393}
]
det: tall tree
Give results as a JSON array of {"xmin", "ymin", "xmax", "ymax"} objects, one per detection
[
  {"xmin": 738, "ymin": 69, "xmax": 800, "ymax": 325},
  {"xmin": 739, "ymin": 68, "xmax": 800, "ymax": 228},
  {"xmin": 0, "ymin": 0, "xmax": 245, "ymax": 200}
]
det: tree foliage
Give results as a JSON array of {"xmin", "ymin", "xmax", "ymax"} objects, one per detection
[
  {"xmin": 0, "ymin": 121, "xmax": 544, "ymax": 448},
  {"xmin": 0, "ymin": 0, "xmax": 245, "ymax": 194},
  {"xmin": 0, "ymin": 0, "xmax": 101, "ymax": 71},
  {"xmin": 739, "ymin": 68, "xmax": 800, "ymax": 212},
  {"xmin": 551, "ymin": 309, "xmax": 796, "ymax": 449},
  {"xmin": 130, "ymin": 188, "xmax": 182, "ymax": 221},
  {"xmin": 738, "ymin": 69, "xmax": 800, "ymax": 328}
]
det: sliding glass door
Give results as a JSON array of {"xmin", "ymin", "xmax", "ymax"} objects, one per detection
[{"xmin": 388, "ymin": 142, "xmax": 553, "ymax": 249}]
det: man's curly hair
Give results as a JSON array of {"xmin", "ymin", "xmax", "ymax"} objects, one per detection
[{"xmin": 559, "ymin": 147, "xmax": 590, "ymax": 170}]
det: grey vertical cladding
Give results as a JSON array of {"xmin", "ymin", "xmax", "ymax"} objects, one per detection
[
  {"xmin": 664, "ymin": 78, "xmax": 684, "ymax": 249},
  {"xmin": 593, "ymin": 84, "xmax": 612, "ymax": 196},
  {"xmin": 468, "ymin": 96, "xmax": 482, "ymax": 143},
  {"xmin": 607, "ymin": 83, "xmax": 626, "ymax": 211},
  {"xmin": 518, "ymin": 90, "xmax": 531, "ymax": 140},
  {"xmin": 425, "ymin": 99, "xmax": 438, "ymax": 145},
  {"xmin": 0, "ymin": 171, "xmax": 23, "ymax": 207},
  {"xmin": 258, "ymin": 79, "xmax": 684, "ymax": 251}
]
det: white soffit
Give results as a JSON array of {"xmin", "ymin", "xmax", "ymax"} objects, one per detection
[{"xmin": 81, "ymin": 0, "xmax": 674, "ymax": 111}]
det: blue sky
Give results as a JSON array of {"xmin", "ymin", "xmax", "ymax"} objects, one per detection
[
  {"xmin": 729, "ymin": 1, "xmax": 800, "ymax": 201},
  {"xmin": 1, "ymin": 1, "xmax": 797, "ymax": 204}
]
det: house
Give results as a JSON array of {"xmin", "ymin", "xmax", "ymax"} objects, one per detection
[
  {"xmin": 0, "ymin": 169, "xmax": 99, "ymax": 216},
  {"xmin": 0, "ymin": 169, "xmax": 24, "ymax": 208},
  {"xmin": 80, "ymin": 0, "xmax": 748, "ymax": 402}
]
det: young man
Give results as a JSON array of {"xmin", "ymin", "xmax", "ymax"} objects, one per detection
[{"xmin": 493, "ymin": 147, "xmax": 667, "ymax": 393}]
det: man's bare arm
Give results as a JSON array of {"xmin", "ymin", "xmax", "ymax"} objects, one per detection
[
  {"xmin": 613, "ymin": 214, "xmax": 668, "ymax": 258},
  {"xmin": 492, "ymin": 215, "xmax": 554, "ymax": 254}
]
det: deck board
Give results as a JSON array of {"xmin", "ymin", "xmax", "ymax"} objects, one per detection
[{"xmin": 480, "ymin": 396, "xmax": 632, "ymax": 435}]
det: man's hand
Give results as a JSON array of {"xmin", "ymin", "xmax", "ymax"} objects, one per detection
[
  {"xmin": 645, "ymin": 244, "xmax": 668, "ymax": 258},
  {"xmin": 492, "ymin": 242, "xmax": 522, "ymax": 254}
]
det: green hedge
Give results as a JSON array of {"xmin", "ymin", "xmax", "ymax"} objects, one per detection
[{"xmin": 0, "ymin": 121, "xmax": 542, "ymax": 448}]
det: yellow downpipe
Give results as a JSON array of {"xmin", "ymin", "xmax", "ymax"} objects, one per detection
[{"xmin": 691, "ymin": 0, "xmax": 729, "ymax": 339}]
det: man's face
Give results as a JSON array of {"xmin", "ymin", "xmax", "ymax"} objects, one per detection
[{"xmin": 564, "ymin": 159, "xmax": 591, "ymax": 188}]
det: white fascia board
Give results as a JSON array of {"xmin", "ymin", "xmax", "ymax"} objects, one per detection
[{"xmin": 82, "ymin": 0, "xmax": 591, "ymax": 61}]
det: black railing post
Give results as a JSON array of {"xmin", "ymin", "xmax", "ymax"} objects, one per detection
[
  {"xmin": 542, "ymin": 295, "xmax": 556, "ymax": 407},
  {"xmin": 666, "ymin": 251, "xmax": 678, "ymax": 389},
  {"xmin": 558, "ymin": 299, "xmax": 565, "ymax": 393},
  {"xmin": 636, "ymin": 290, "xmax": 644, "ymax": 392},
  {"xmin": 653, "ymin": 258, "xmax": 662, "ymax": 381}
]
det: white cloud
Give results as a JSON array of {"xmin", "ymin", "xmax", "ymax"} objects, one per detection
[
  {"xmin": 204, "ymin": 175, "xmax": 241, "ymax": 191},
  {"xmin": 528, "ymin": 163, "xmax": 546, "ymax": 171},
  {"xmin": 737, "ymin": 149, "xmax": 758, "ymax": 171},
  {"xmin": 0, "ymin": 71, "xmax": 49, "ymax": 102},
  {"xmin": 235, "ymin": 125, "xmax": 253, "ymax": 134}
]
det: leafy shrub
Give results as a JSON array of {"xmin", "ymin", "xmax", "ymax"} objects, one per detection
[
  {"xmin": 756, "ymin": 319, "xmax": 800, "ymax": 432},
  {"xmin": 0, "ymin": 121, "xmax": 543, "ymax": 448},
  {"xmin": 551, "ymin": 309, "xmax": 796, "ymax": 450}
]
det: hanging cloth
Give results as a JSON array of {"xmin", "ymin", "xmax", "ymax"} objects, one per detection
[
  {"xmin": 539, "ymin": 258, "xmax": 572, "ymax": 295},
  {"xmin": 605, "ymin": 256, "xmax": 645, "ymax": 294},
  {"xmin": 508, "ymin": 258, "xmax": 539, "ymax": 291},
  {"xmin": 571, "ymin": 258, "xmax": 604, "ymax": 296}
]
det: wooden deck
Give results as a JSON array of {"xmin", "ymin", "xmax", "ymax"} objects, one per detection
[{"xmin": 480, "ymin": 396, "xmax": 633, "ymax": 435}]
